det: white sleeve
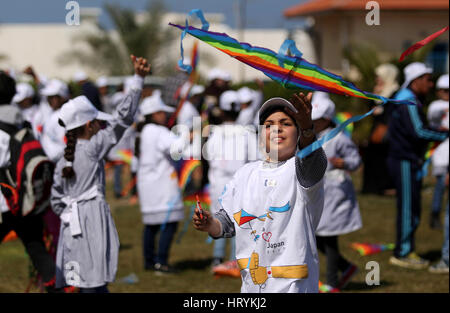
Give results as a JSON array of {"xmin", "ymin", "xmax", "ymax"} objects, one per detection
[
  {"xmin": 40, "ymin": 126, "xmax": 65, "ymax": 163},
  {"xmin": 157, "ymin": 127, "xmax": 189, "ymax": 160},
  {"xmin": 0, "ymin": 130, "xmax": 10, "ymax": 168},
  {"xmin": 0, "ymin": 131, "xmax": 11, "ymax": 216}
]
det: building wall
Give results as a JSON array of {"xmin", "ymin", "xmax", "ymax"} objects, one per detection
[{"xmin": 314, "ymin": 10, "xmax": 449, "ymax": 74}]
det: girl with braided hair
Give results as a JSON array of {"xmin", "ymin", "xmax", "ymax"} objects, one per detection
[{"xmin": 50, "ymin": 55, "xmax": 150, "ymax": 293}]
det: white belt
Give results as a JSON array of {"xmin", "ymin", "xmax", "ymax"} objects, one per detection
[{"xmin": 61, "ymin": 186, "xmax": 99, "ymax": 236}]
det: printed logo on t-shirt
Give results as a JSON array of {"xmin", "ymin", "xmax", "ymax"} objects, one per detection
[
  {"xmin": 264, "ymin": 179, "xmax": 277, "ymax": 187},
  {"xmin": 233, "ymin": 201, "xmax": 290, "ymax": 243}
]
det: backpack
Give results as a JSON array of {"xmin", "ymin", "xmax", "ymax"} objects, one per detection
[{"xmin": 0, "ymin": 121, "xmax": 54, "ymax": 217}]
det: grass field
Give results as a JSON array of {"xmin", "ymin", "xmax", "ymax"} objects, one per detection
[{"xmin": 0, "ymin": 166, "xmax": 448, "ymax": 293}]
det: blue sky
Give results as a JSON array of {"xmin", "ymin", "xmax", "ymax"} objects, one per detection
[{"xmin": 0, "ymin": 0, "xmax": 307, "ymax": 29}]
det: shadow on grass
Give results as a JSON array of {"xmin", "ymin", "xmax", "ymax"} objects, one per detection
[
  {"xmin": 345, "ymin": 280, "xmax": 393, "ymax": 291},
  {"xmin": 119, "ymin": 243, "xmax": 133, "ymax": 251},
  {"xmin": 173, "ymin": 258, "xmax": 214, "ymax": 271},
  {"xmin": 421, "ymin": 250, "xmax": 443, "ymax": 262}
]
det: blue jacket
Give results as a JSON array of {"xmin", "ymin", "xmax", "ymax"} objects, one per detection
[{"xmin": 387, "ymin": 88, "xmax": 448, "ymax": 164}]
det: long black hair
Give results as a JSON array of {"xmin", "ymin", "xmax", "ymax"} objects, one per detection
[{"xmin": 58, "ymin": 119, "xmax": 85, "ymax": 179}]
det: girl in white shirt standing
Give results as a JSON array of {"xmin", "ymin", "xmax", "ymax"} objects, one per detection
[
  {"xmin": 193, "ymin": 92, "xmax": 327, "ymax": 293},
  {"xmin": 136, "ymin": 93, "xmax": 188, "ymax": 274}
]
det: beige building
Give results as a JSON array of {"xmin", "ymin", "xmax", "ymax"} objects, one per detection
[
  {"xmin": 0, "ymin": 9, "xmax": 315, "ymax": 83},
  {"xmin": 284, "ymin": 0, "xmax": 449, "ymax": 75}
]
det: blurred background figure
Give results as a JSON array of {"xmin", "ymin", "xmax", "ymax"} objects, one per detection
[
  {"xmin": 40, "ymin": 79, "xmax": 70, "ymax": 163},
  {"xmin": 236, "ymin": 83, "xmax": 263, "ymax": 127},
  {"xmin": 204, "ymin": 89, "xmax": 257, "ymax": 277},
  {"xmin": 176, "ymin": 84, "xmax": 203, "ymax": 130},
  {"xmin": 312, "ymin": 91, "xmax": 362, "ymax": 292},
  {"xmin": 12, "ymin": 82, "xmax": 38, "ymax": 127},
  {"xmin": 96, "ymin": 76, "xmax": 112, "ymax": 114},
  {"xmin": 362, "ymin": 63, "xmax": 399, "ymax": 195},
  {"xmin": 428, "ymin": 74, "xmax": 449, "ymax": 229},
  {"xmin": 136, "ymin": 94, "xmax": 187, "ymax": 274},
  {"xmin": 387, "ymin": 62, "xmax": 448, "ymax": 270},
  {"xmin": 73, "ymin": 70, "xmax": 103, "ymax": 111},
  {"xmin": 204, "ymin": 68, "xmax": 232, "ymax": 125}
]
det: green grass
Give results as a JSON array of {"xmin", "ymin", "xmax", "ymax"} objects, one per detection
[{"xmin": 0, "ymin": 167, "xmax": 448, "ymax": 293}]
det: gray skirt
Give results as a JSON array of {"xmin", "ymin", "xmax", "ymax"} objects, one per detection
[{"xmin": 55, "ymin": 198, "xmax": 120, "ymax": 288}]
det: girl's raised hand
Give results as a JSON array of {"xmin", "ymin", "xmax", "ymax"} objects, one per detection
[
  {"xmin": 131, "ymin": 54, "xmax": 151, "ymax": 78},
  {"xmin": 288, "ymin": 92, "xmax": 313, "ymax": 130}
]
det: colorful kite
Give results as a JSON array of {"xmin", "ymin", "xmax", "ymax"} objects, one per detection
[
  {"xmin": 351, "ymin": 242, "xmax": 395, "ymax": 256},
  {"xmin": 169, "ymin": 10, "xmax": 414, "ymax": 105},
  {"xmin": 399, "ymin": 26, "xmax": 449, "ymax": 62},
  {"xmin": 116, "ymin": 149, "xmax": 133, "ymax": 165},
  {"xmin": 416, "ymin": 141, "xmax": 441, "ymax": 180},
  {"xmin": 170, "ymin": 9, "xmax": 415, "ymax": 158},
  {"xmin": 177, "ymin": 159, "xmax": 202, "ymax": 191},
  {"xmin": 333, "ymin": 112, "xmax": 354, "ymax": 137}
]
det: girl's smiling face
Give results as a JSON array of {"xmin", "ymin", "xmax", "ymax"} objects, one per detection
[{"xmin": 263, "ymin": 110, "xmax": 298, "ymax": 162}]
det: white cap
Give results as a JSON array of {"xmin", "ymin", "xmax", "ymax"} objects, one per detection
[
  {"xmin": 12, "ymin": 82, "xmax": 35, "ymax": 104},
  {"xmin": 73, "ymin": 70, "xmax": 88, "ymax": 83},
  {"xmin": 258, "ymin": 97, "xmax": 298, "ymax": 125},
  {"xmin": 152, "ymin": 89, "xmax": 162, "ymax": 98},
  {"xmin": 401, "ymin": 62, "xmax": 433, "ymax": 89},
  {"xmin": 436, "ymin": 74, "xmax": 449, "ymax": 89},
  {"xmin": 190, "ymin": 85, "xmax": 205, "ymax": 97},
  {"xmin": 140, "ymin": 94, "xmax": 175, "ymax": 116},
  {"xmin": 59, "ymin": 95, "xmax": 113, "ymax": 131},
  {"xmin": 238, "ymin": 87, "xmax": 254, "ymax": 104},
  {"xmin": 207, "ymin": 68, "xmax": 232, "ymax": 82},
  {"xmin": 96, "ymin": 76, "xmax": 108, "ymax": 88},
  {"xmin": 41, "ymin": 79, "xmax": 69, "ymax": 99},
  {"xmin": 219, "ymin": 90, "xmax": 240, "ymax": 111},
  {"xmin": 311, "ymin": 91, "xmax": 335, "ymax": 121}
]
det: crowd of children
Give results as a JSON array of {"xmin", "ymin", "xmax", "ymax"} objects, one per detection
[{"xmin": 0, "ymin": 52, "xmax": 448, "ymax": 294}]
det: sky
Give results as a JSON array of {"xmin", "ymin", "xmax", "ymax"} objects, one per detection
[{"xmin": 0, "ymin": 0, "xmax": 307, "ymax": 29}]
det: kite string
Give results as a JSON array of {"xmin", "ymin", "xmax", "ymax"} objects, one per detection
[{"xmin": 178, "ymin": 9, "xmax": 209, "ymax": 73}]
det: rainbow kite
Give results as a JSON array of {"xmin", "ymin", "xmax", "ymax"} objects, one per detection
[
  {"xmin": 116, "ymin": 149, "xmax": 133, "ymax": 165},
  {"xmin": 351, "ymin": 242, "xmax": 395, "ymax": 256},
  {"xmin": 333, "ymin": 112, "xmax": 354, "ymax": 137},
  {"xmin": 183, "ymin": 189, "xmax": 210, "ymax": 209},
  {"xmin": 175, "ymin": 159, "xmax": 202, "ymax": 192},
  {"xmin": 169, "ymin": 10, "xmax": 414, "ymax": 105},
  {"xmin": 170, "ymin": 9, "xmax": 415, "ymax": 159},
  {"xmin": 416, "ymin": 141, "xmax": 441, "ymax": 180}
]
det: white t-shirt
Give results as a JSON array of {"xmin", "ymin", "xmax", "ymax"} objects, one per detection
[
  {"xmin": 32, "ymin": 101, "xmax": 53, "ymax": 140},
  {"xmin": 41, "ymin": 109, "xmax": 66, "ymax": 163},
  {"xmin": 219, "ymin": 157, "xmax": 324, "ymax": 293},
  {"xmin": 236, "ymin": 107, "xmax": 256, "ymax": 126},
  {"xmin": 137, "ymin": 123, "xmax": 187, "ymax": 225},
  {"xmin": 0, "ymin": 129, "xmax": 10, "ymax": 214},
  {"xmin": 205, "ymin": 123, "xmax": 259, "ymax": 214}
]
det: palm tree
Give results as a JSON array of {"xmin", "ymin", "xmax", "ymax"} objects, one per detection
[{"xmin": 59, "ymin": 0, "xmax": 176, "ymax": 76}]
